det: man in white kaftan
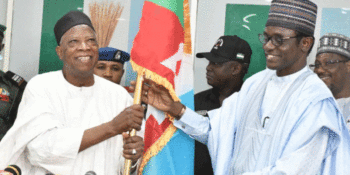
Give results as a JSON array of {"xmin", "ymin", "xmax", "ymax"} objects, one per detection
[
  {"xmin": 174, "ymin": 66, "xmax": 350, "ymax": 174},
  {"xmin": 134, "ymin": 0, "xmax": 350, "ymax": 174},
  {"xmin": 313, "ymin": 33, "xmax": 350, "ymax": 131},
  {"xmin": 0, "ymin": 11, "xmax": 144, "ymax": 175},
  {"xmin": 0, "ymin": 72, "xmax": 137, "ymax": 174}
]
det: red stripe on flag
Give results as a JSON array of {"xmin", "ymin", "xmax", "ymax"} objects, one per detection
[
  {"xmin": 176, "ymin": 60, "xmax": 181, "ymax": 76},
  {"xmin": 144, "ymin": 114, "xmax": 172, "ymax": 152},
  {"xmin": 131, "ymin": 1, "xmax": 184, "ymax": 87}
]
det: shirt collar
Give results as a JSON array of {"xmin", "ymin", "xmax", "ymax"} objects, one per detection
[{"xmin": 271, "ymin": 66, "xmax": 309, "ymax": 83}]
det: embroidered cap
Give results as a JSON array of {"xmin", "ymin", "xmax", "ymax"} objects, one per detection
[
  {"xmin": 54, "ymin": 11, "xmax": 95, "ymax": 45},
  {"xmin": 98, "ymin": 47, "xmax": 130, "ymax": 64},
  {"xmin": 266, "ymin": 0, "xmax": 318, "ymax": 36},
  {"xmin": 196, "ymin": 35, "xmax": 252, "ymax": 64},
  {"xmin": 317, "ymin": 33, "xmax": 350, "ymax": 59}
]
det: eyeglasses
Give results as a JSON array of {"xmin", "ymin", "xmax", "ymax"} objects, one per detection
[
  {"xmin": 258, "ymin": 34, "xmax": 299, "ymax": 47},
  {"xmin": 309, "ymin": 60, "xmax": 349, "ymax": 70}
]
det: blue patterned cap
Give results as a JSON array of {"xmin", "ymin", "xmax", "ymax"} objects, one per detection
[
  {"xmin": 98, "ymin": 47, "xmax": 130, "ymax": 64},
  {"xmin": 266, "ymin": 0, "xmax": 318, "ymax": 36}
]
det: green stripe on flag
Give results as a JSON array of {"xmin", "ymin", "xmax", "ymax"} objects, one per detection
[{"xmin": 148, "ymin": 0, "xmax": 184, "ymax": 27}]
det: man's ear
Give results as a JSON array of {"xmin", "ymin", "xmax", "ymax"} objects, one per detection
[
  {"xmin": 345, "ymin": 59, "xmax": 350, "ymax": 73},
  {"xmin": 56, "ymin": 46, "xmax": 63, "ymax": 60},
  {"xmin": 232, "ymin": 62, "xmax": 242, "ymax": 76},
  {"xmin": 300, "ymin": 37, "xmax": 313, "ymax": 53}
]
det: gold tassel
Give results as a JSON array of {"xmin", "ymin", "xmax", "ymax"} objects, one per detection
[{"xmin": 183, "ymin": 0, "xmax": 192, "ymax": 55}]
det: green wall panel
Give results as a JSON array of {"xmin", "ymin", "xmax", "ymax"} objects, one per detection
[
  {"xmin": 224, "ymin": 4, "xmax": 270, "ymax": 80},
  {"xmin": 39, "ymin": 0, "xmax": 84, "ymax": 74}
]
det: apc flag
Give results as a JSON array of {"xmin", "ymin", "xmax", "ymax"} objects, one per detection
[{"xmin": 130, "ymin": 0, "xmax": 194, "ymax": 174}]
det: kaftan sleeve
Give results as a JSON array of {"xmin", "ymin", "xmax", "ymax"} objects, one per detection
[
  {"xmin": 173, "ymin": 92, "xmax": 240, "ymax": 145},
  {"xmin": 173, "ymin": 108, "xmax": 211, "ymax": 144},
  {"xmin": 243, "ymin": 98, "xmax": 342, "ymax": 175},
  {"xmin": 26, "ymin": 127, "xmax": 85, "ymax": 174}
]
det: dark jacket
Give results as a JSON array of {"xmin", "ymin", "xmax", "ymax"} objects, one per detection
[{"xmin": 0, "ymin": 71, "xmax": 27, "ymax": 140}]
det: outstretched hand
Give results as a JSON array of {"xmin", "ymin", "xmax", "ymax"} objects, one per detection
[{"xmin": 130, "ymin": 78, "xmax": 175, "ymax": 113}]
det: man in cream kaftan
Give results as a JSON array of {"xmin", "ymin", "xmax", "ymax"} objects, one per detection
[
  {"xmin": 0, "ymin": 72, "xmax": 138, "ymax": 174},
  {"xmin": 0, "ymin": 11, "xmax": 144, "ymax": 175}
]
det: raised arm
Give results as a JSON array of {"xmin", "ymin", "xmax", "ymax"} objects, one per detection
[
  {"xmin": 130, "ymin": 78, "xmax": 211, "ymax": 143},
  {"xmin": 26, "ymin": 104, "xmax": 144, "ymax": 173},
  {"xmin": 79, "ymin": 104, "xmax": 144, "ymax": 152}
]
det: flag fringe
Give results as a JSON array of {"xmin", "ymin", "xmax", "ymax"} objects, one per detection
[
  {"xmin": 138, "ymin": 123, "xmax": 177, "ymax": 175},
  {"xmin": 183, "ymin": 0, "xmax": 192, "ymax": 55},
  {"xmin": 130, "ymin": 60, "xmax": 180, "ymax": 102}
]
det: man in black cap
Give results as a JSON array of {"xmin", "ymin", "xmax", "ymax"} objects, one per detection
[
  {"xmin": 312, "ymin": 33, "xmax": 350, "ymax": 130},
  {"xmin": 132, "ymin": 0, "xmax": 350, "ymax": 174},
  {"xmin": 195, "ymin": 35, "xmax": 251, "ymax": 112},
  {"xmin": 193, "ymin": 35, "xmax": 251, "ymax": 175},
  {"xmin": 94, "ymin": 47, "xmax": 130, "ymax": 84},
  {"xmin": 0, "ymin": 11, "xmax": 144, "ymax": 175}
]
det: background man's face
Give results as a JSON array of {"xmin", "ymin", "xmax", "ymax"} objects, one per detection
[
  {"xmin": 94, "ymin": 61, "xmax": 124, "ymax": 84},
  {"xmin": 263, "ymin": 26, "xmax": 304, "ymax": 76},
  {"xmin": 56, "ymin": 25, "xmax": 99, "ymax": 76},
  {"xmin": 206, "ymin": 60, "xmax": 235, "ymax": 88},
  {"xmin": 314, "ymin": 53, "xmax": 349, "ymax": 94}
]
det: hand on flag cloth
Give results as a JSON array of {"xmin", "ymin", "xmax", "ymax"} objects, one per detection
[{"xmin": 130, "ymin": 79, "xmax": 184, "ymax": 120}]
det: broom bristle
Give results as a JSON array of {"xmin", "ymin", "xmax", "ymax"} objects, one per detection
[{"xmin": 89, "ymin": 1, "xmax": 124, "ymax": 48}]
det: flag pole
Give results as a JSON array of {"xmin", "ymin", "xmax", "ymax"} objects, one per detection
[{"xmin": 123, "ymin": 71, "xmax": 144, "ymax": 175}]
